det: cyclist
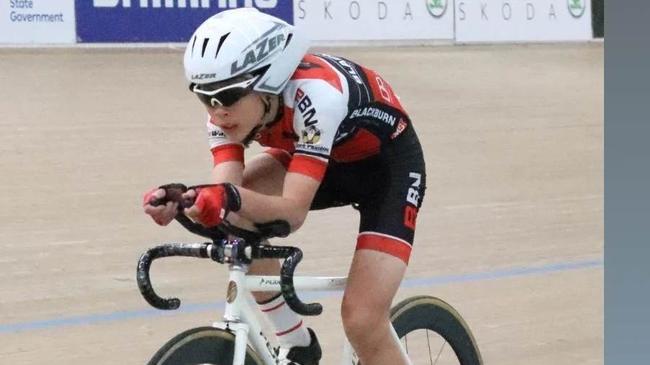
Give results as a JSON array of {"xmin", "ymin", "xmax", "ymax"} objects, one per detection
[{"xmin": 143, "ymin": 8, "xmax": 426, "ymax": 365}]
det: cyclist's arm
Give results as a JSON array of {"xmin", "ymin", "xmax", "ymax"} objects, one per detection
[
  {"xmin": 207, "ymin": 118, "xmax": 245, "ymax": 184},
  {"xmin": 234, "ymin": 172, "xmax": 320, "ymax": 231},
  {"xmin": 233, "ymin": 79, "xmax": 347, "ymax": 231},
  {"xmin": 211, "ymin": 160, "xmax": 244, "ymax": 185}
]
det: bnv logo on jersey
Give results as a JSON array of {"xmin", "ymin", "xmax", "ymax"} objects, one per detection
[{"xmin": 295, "ymin": 88, "xmax": 319, "ymax": 127}]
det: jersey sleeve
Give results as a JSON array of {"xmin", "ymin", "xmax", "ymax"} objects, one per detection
[
  {"xmin": 206, "ymin": 117, "xmax": 244, "ymax": 166},
  {"xmin": 287, "ymin": 79, "xmax": 348, "ymax": 181}
]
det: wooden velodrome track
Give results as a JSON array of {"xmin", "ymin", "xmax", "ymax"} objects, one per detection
[{"xmin": 0, "ymin": 43, "xmax": 602, "ymax": 365}]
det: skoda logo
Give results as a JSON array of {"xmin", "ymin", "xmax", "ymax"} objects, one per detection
[
  {"xmin": 426, "ymin": 0, "xmax": 447, "ymax": 18},
  {"xmin": 567, "ymin": 0, "xmax": 586, "ymax": 18}
]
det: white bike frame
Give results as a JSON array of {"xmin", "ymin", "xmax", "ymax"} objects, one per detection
[{"xmin": 212, "ymin": 263, "xmax": 411, "ymax": 365}]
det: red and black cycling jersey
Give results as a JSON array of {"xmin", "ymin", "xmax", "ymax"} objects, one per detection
[
  {"xmin": 207, "ymin": 53, "xmax": 426, "ymax": 264},
  {"xmin": 207, "ymin": 53, "xmax": 412, "ymax": 182}
]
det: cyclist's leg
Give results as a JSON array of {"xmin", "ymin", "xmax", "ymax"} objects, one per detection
[
  {"xmin": 342, "ymin": 249, "xmax": 409, "ymax": 365},
  {"xmin": 341, "ymin": 125, "xmax": 426, "ymax": 365}
]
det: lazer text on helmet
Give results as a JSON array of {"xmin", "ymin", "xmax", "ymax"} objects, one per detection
[{"xmin": 230, "ymin": 33, "xmax": 286, "ymax": 74}]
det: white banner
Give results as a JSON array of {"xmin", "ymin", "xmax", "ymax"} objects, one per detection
[
  {"xmin": 0, "ymin": 0, "xmax": 76, "ymax": 44},
  {"xmin": 455, "ymin": 0, "xmax": 592, "ymax": 42},
  {"xmin": 294, "ymin": 0, "xmax": 454, "ymax": 42}
]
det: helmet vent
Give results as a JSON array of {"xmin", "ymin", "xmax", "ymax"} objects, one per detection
[
  {"xmin": 284, "ymin": 33, "xmax": 293, "ymax": 49},
  {"xmin": 215, "ymin": 32, "xmax": 230, "ymax": 59},
  {"xmin": 190, "ymin": 35, "xmax": 197, "ymax": 57},
  {"xmin": 201, "ymin": 37, "xmax": 210, "ymax": 57}
]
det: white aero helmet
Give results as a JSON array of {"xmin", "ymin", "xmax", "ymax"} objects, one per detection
[{"xmin": 184, "ymin": 8, "xmax": 309, "ymax": 95}]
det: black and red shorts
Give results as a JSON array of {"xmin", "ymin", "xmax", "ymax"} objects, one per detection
[{"xmin": 309, "ymin": 125, "xmax": 426, "ymax": 264}]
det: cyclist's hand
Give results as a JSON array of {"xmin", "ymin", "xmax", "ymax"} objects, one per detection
[
  {"xmin": 143, "ymin": 187, "xmax": 178, "ymax": 226},
  {"xmin": 183, "ymin": 184, "xmax": 241, "ymax": 227}
]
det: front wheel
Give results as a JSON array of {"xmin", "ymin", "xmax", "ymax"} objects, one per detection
[
  {"xmin": 147, "ymin": 326, "xmax": 263, "ymax": 365},
  {"xmin": 390, "ymin": 295, "xmax": 483, "ymax": 365}
]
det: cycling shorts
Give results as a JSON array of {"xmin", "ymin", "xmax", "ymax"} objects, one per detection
[{"xmin": 308, "ymin": 125, "xmax": 426, "ymax": 264}]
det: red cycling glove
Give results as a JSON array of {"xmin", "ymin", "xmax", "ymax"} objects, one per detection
[
  {"xmin": 191, "ymin": 183, "xmax": 241, "ymax": 227},
  {"xmin": 142, "ymin": 187, "xmax": 160, "ymax": 207}
]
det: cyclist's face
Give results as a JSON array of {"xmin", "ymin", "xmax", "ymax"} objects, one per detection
[{"xmin": 206, "ymin": 92, "xmax": 265, "ymax": 142}]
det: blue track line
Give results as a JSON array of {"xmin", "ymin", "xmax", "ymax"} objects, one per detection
[{"xmin": 0, "ymin": 258, "xmax": 602, "ymax": 335}]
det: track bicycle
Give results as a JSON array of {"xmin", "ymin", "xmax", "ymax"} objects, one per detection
[{"xmin": 138, "ymin": 185, "xmax": 483, "ymax": 365}]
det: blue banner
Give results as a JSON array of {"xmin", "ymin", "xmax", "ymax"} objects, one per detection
[{"xmin": 76, "ymin": 1, "xmax": 293, "ymax": 43}]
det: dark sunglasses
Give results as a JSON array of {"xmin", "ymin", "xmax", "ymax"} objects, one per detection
[{"xmin": 190, "ymin": 75, "xmax": 259, "ymax": 107}]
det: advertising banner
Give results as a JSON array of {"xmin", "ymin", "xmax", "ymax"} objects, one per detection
[
  {"xmin": 455, "ymin": 0, "xmax": 593, "ymax": 42},
  {"xmin": 293, "ymin": 0, "xmax": 454, "ymax": 42},
  {"xmin": 75, "ymin": 1, "xmax": 293, "ymax": 43},
  {"xmin": 0, "ymin": 0, "xmax": 76, "ymax": 44}
]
